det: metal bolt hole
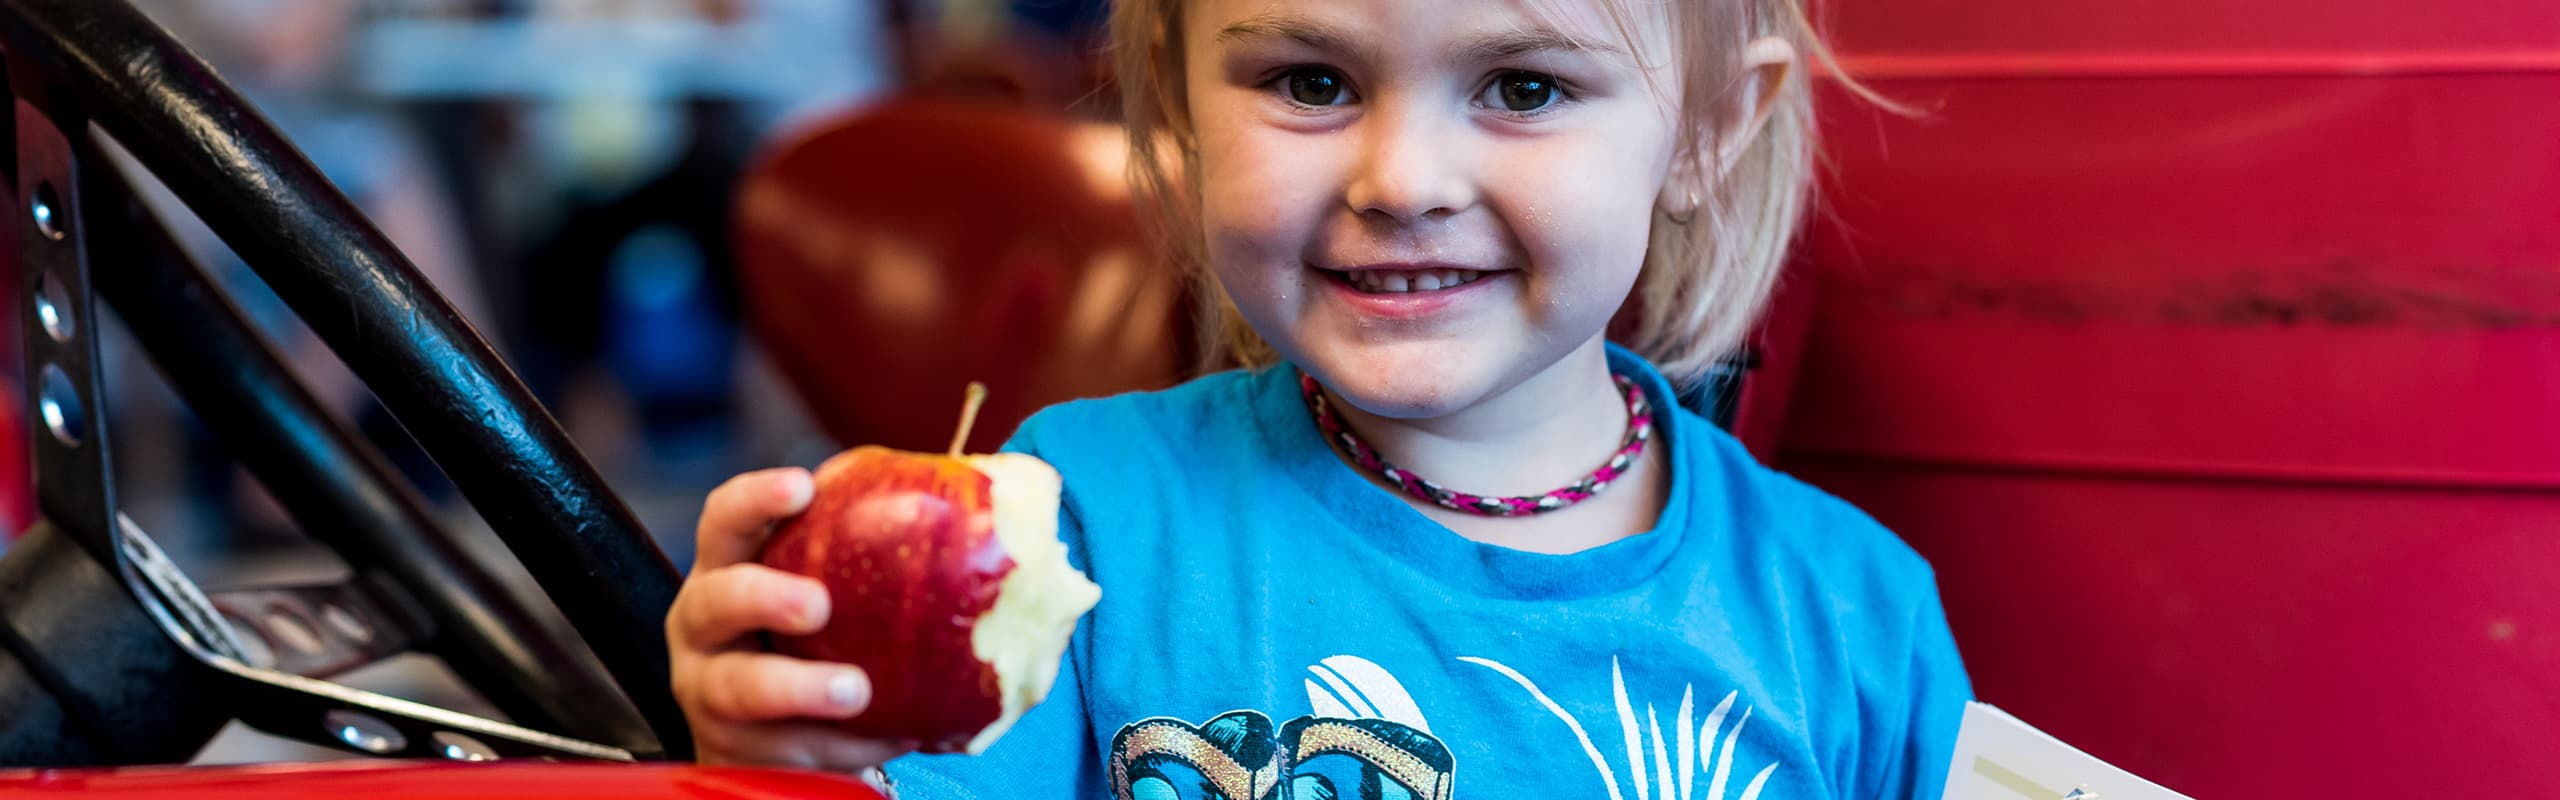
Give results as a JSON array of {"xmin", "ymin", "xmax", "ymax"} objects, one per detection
[
  {"xmin": 37, "ymin": 364, "xmax": 84, "ymax": 448},
  {"xmin": 323, "ymin": 710, "xmax": 406, "ymax": 754}
]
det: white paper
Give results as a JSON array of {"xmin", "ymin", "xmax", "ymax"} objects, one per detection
[{"xmin": 1940, "ymin": 703, "xmax": 2192, "ymax": 800}]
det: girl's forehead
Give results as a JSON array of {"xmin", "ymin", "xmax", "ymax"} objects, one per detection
[{"xmin": 1188, "ymin": 0, "xmax": 1675, "ymax": 61}]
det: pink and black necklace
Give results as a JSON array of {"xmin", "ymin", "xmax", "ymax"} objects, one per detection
[{"xmin": 1301, "ymin": 372, "xmax": 1655, "ymax": 517}]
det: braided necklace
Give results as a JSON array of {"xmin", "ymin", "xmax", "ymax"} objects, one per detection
[{"xmin": 1301, "ymin": 372, "xmax": 1655, "ymax": 517}]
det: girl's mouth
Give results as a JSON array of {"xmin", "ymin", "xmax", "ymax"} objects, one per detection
[
  {"xmin": 1331, "ymin": 267, "xmax": 1489, "ymax": 294},
  {"xmin": 1316, "ymin": 263, "xmax": 1506, "ymax": 322}
]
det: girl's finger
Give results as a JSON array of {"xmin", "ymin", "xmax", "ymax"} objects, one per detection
[
  {"xmin": 693, "ymin": 467, "xmax": 816, "ymax": 571},
  {"xmin": 670, "ymin": 563, "xmax": 829, "ymax": 651},
  {"xmin": 689, "ymin": 649, "xmax": 871, "ymax": 723}
]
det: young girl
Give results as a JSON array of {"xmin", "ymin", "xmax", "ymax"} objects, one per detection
[{"xmin": 667, "ymin": 0, "xmax": 1971, "ymax": 796}]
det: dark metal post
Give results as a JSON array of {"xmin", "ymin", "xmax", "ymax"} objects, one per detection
[
  {"xmin": 0, "ymin": 523, "xmax": 230, "ymax": 764},
  {"xmin": 1, "ymin": 34, "xmax": 230, "ymax": 766}
]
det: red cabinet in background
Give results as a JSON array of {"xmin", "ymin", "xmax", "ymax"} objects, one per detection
[{"xmin": 1750, "ymin": 2, "xmax": 2560, "ymax": 796}]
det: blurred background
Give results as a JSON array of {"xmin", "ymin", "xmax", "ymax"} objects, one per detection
[
  {"xmin": 0, "ymin": 0, "xmax": 2551, "ymax": 795},
  {"xmin": 38, "ymin": 0, "xmax": 1141, "ymax": 765},
  {"xmin": 110, "ymin": 0, "xmax": 954, "ymax": 562}
]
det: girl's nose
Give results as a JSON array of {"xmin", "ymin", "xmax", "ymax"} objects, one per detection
[{"xmin": 1343, "ymin": 106, "xmax": 1476, "ymax": 224}]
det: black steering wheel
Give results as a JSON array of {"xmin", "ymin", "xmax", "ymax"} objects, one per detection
[{"xmin": 0, "ymin": 0, "xmax": 689, "ymax": 765}]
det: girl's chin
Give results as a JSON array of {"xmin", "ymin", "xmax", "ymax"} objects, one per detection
[
  {"xmin": 1295, "ymin": 347, "xmax": 1504, "ymax": 420},
  {"xmin": 1284, "ymin": 330, "xmax": 1615, "ymax": 420}
]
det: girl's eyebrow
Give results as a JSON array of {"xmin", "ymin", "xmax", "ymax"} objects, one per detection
[
  {"xmin": 1216, "ymin": 13, "xmax": 1622, "ymax": 63},
  {"xmin": 1459, "ymin": 29, "xmax": 1626, "ymax": 62},
  {"xmin": 1216, "ymin": 13, "xmax": 1368, "ymax": 61}
]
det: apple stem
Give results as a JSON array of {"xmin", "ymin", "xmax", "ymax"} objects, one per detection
[{"xmin": 950, "ymin": 381, "xmax": 989, "ymax": 457}]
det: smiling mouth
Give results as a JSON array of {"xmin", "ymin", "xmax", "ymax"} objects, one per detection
[{"xmin": 1329, "ymin": 268, "xmax": 1489, "ymax": 294}]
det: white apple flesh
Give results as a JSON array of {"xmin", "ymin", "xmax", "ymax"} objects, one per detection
[{"xmin": 758, "ymin": 385, "xmax": 1100, "ymax": 754}]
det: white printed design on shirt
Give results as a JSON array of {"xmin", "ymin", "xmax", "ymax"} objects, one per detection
[
  {"xmin": 1303, "ymin": 654, "xmax": 1434, "ymax": 734},
  {"xmin": 1460, "ymin": 656, "xmax": 1781, "ymax": 800},
  {"xmin": 1105, "ymin": 654, "xmax": 1776, "ymax": 800},
  {"xmin": 1108, "ymin": 654, "xmax": 1454, "ymax": 799}
]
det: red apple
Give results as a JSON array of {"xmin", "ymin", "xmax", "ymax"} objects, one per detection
[{"xmin": 758, "ymin": 385, "xmax": 1100, "ymax": 754}]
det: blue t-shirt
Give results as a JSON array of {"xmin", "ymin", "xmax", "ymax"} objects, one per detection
[{"xmin": 889, "ymin": 345, "xmax": 1972, "ymax": 799}]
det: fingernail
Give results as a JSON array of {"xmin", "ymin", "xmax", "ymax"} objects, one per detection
[
  {"xmin": 782, "ymin": 471, "xmax": 815, "ymax": 511},
  {"xmin": 796, "ymin": 592, "xmax": 829, "ymax": 628},
  {"xmin": 828, "ymin": 668, "xmax": 869, "ymax": 714}
]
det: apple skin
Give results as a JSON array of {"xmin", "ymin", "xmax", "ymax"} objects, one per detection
[{"xmin": 759, "ymin": 445, "xmax": 1013, "ymax": 753}]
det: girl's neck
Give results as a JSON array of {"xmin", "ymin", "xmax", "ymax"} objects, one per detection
[
  {"xmin": 1322, "ymin": 336, "xmax": 1670, "ymax": 553},
  {"xmin": 1324, "ymin": 336, "xmax": 1631, "ymax": 499}
]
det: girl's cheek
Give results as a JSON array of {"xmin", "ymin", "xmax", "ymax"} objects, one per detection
[
  {"xmin": 1501, "ymin": 173, "xmax": 1618, "ymax": 253},
  {"xmin": 1201, "ymin": 131, "xmax": 1328, "ymax": 242}
]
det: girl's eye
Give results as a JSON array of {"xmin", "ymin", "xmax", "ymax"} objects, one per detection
[
  {"xmin": 1281, "ymin": 68, "xmax": 1351, "ymax": 106},
  {"xmin": 1485, "ymin": 71, "xmax": 1562, "ymax": 114}
]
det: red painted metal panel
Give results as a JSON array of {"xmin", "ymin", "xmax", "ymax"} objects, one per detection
[
  {"xmin": 1761, "ymin": 3, "xmax": 2560, "ymax": 796},
  {"xmin": 0, "ymin": 763, "xmax": 887, "ymax": 800},
  {"xmin": 1827, "ymin": 0, "xmax": 2560, "ymax": 58},
  {"xmin": 1787, "ymin": 73, "xmax": 2560, "ymax": 487},
  {"xmin": 1784, "ymin": 464, "xmax": 2560, "ymax": 797}
]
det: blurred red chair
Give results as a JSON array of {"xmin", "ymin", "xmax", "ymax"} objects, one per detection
[{"xmin": 731, "ymin": 55, "xmax": 1190, "ymax": 454}]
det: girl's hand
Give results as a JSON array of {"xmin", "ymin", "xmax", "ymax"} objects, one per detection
[{"xmin": 667, "ymin": 467, "xmax": 918, "ymax": 771}]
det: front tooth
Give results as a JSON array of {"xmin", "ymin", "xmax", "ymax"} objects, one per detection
[
  {"xmin": 1379, "ymin": 273, "xmax": 1410, "ymax": 293},
  {"xmin": 1412, "ymin": 271, "xmax": 1444, "ymax": 292}
]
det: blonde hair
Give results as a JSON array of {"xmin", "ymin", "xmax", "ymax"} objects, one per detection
[{"xmin": 1111, "ymin": 0, "xmax": 1860, "ymax": 391}]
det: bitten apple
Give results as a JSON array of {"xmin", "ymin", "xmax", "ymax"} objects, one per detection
[{"xmin": 758, "ymin": 383, "xmax": 1100, "ymax": 754}]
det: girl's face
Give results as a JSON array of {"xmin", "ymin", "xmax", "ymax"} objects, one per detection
[{"xmin": 1186, "ymin": 0, "xmax": 1691, "ymax": 419}]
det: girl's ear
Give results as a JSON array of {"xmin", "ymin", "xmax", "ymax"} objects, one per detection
[{"xmin": 1659, "ymin": 36, "xmax": 1798, "ymax": 219}]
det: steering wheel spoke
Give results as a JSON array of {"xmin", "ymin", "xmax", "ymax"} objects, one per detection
[
  {"xmin": 115, "ymin": 515, "xmax": 632, "ymax": 762},
  {"xmin": 208, "ymin": 574, "xmax": 431, "ymax": 680}
]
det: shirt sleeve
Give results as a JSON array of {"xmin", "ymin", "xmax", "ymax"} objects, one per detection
[
  {"xmin": 1867, "ymin": 583, "xmax": 1975, "ymax": 800},
  {"xmin": 880, "ymin": 417, "xmax": 1105, "ymax": 797}
]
